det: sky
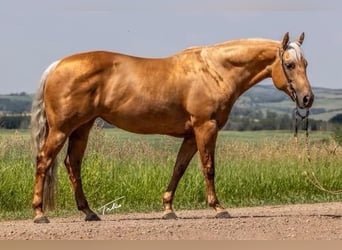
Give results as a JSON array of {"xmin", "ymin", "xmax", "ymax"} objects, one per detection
[{"xmin": 0, "ymin": 0, "xmax": 341, "ymax": 94}]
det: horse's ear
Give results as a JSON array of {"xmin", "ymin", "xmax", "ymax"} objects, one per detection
[
  {"xmin": 281, "ymin": 32, "xmax": 290, "ymax": 50},
  {"xmin": 297, "ymin": 32, "xmax": 305, "ymax": 45}
]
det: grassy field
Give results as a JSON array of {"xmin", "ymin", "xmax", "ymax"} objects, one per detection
[{"xmin": 0, "ymin": 128, "xmax": 341, "ymax": 220}]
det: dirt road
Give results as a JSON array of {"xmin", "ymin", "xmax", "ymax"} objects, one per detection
[{"xmin": 0, "ymin": 202, "xmax": 341, "ymax": 240}]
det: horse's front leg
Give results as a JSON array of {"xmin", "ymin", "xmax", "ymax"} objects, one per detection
[
  {"xmin": 194, "ymin": 120, "xmax": 231, "ymax": 218},
  {"xmin": 162, "ymin": 136, "xmax": 197, "ymax": 219}
]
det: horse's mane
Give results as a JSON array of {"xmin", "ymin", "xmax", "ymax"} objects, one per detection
[{"xmin": 176, "ymin": 38, "xmax": 280, "ymax": 56}]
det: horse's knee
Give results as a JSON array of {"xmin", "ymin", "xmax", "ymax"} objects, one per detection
[{"xmin": 202, "ymin": 164, "xmax": 215, "ymax": 178}]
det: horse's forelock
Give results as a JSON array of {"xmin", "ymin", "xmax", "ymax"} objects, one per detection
[{"xmin": 287, "ymin": 42, "xmax": 303, "ymax": 61}]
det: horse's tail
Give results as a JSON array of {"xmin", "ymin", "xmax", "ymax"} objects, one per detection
[{"xmin": 30, "ymin": 60, "xmax": 60, "ymax": 211}]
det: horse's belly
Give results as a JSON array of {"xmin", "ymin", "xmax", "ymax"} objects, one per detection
[{"xmin": 102, "ymin": 108, "xmax": 191, "ymax": 136}]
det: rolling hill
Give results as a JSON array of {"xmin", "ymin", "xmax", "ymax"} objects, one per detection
[{"xmin": 234, "ymin": 85, "xmax": 342, "ymax": 121}]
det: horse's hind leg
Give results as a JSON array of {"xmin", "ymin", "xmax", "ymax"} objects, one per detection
[
  {"xmin": 64, "ymin": 120, "xmax": 101, "ymax": 221},
  {"xmin": 33, "ymin": 129, "xmax": 67, "ymax": 223}
]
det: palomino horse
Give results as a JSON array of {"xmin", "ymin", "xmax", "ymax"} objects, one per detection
[{"xmin": 31, "ymin": 32, "xmax": 314, "ymax": 223}]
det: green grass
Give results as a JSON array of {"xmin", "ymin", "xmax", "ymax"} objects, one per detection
[{"xmin": 0, "ymin": 129, "xmax": 341, "ymax": 221}]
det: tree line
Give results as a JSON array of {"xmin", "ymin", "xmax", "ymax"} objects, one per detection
[{"xmin": 224, "ymin": 109, "xmax": 333, "ymax": 132}]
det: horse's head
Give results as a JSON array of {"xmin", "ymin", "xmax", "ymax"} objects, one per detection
[{"xmin": 272, "ymin": 32, "xmax": 314, "ymax": 109}]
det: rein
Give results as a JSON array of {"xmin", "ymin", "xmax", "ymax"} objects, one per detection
[{"xmin": 292, "ymin": 104, "xmax": 342, "ymax": 195}]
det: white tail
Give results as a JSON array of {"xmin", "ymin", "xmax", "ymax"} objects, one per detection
[{"xmin": 30, "ymin": 60, "xmax": 60, "ymax": 211}]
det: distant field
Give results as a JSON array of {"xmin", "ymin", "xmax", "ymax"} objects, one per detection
[{"xmin": 0, "ymin": 128, "xmax": 341, "ymax": 221}]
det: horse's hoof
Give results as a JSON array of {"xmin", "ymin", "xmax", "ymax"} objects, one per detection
[
  {"xmin": 162, "ymin": 211, "xmax": 178, "ymax": 220},
  {"xmin": 85, "ymin": 213, "xmax": 101, "ymax": 221},
  {"xmin": 215, "ymin": 210, "xmax": 231, "ymax": 219},
  {"xmin": 33, "ymin": 216, "xmax": 50, "ymax": 224}
]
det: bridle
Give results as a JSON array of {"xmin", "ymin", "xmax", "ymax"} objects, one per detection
[{"xmin": 278, "ymin": 44, "xmax": 310, "ymax": 139}]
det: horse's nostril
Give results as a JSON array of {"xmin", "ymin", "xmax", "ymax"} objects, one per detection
[{"xmin": 303, "ymin": 95, "xmax": 313, "ymax": 107}]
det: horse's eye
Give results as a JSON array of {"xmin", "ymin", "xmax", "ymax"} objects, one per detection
[{"xmin": 285, "ymin": 62, "xmax": 295, "ymax": 70}]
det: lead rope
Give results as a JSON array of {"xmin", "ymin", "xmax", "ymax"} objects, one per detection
[{"xmin": 294, "ymin": 108, "xmax": 342, "ymax": 195}]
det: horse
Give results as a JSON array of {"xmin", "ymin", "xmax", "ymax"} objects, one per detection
[{"xmin": 30, "ymin": 32, "xmax": 314, "ymax": 223}]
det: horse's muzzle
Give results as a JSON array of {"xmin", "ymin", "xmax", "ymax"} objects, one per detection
[
  {"xmin": 297, "ymin": 92, "xmax": 314, "ymax": 109},
  {"xmin": 302, "ymin": 93, "xmax": 314, "ymax": 108}
]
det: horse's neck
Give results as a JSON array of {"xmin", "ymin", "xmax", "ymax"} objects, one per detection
[{"xmin": 204, "ymin": 40, "xmax": 280, "ymax": 96}]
